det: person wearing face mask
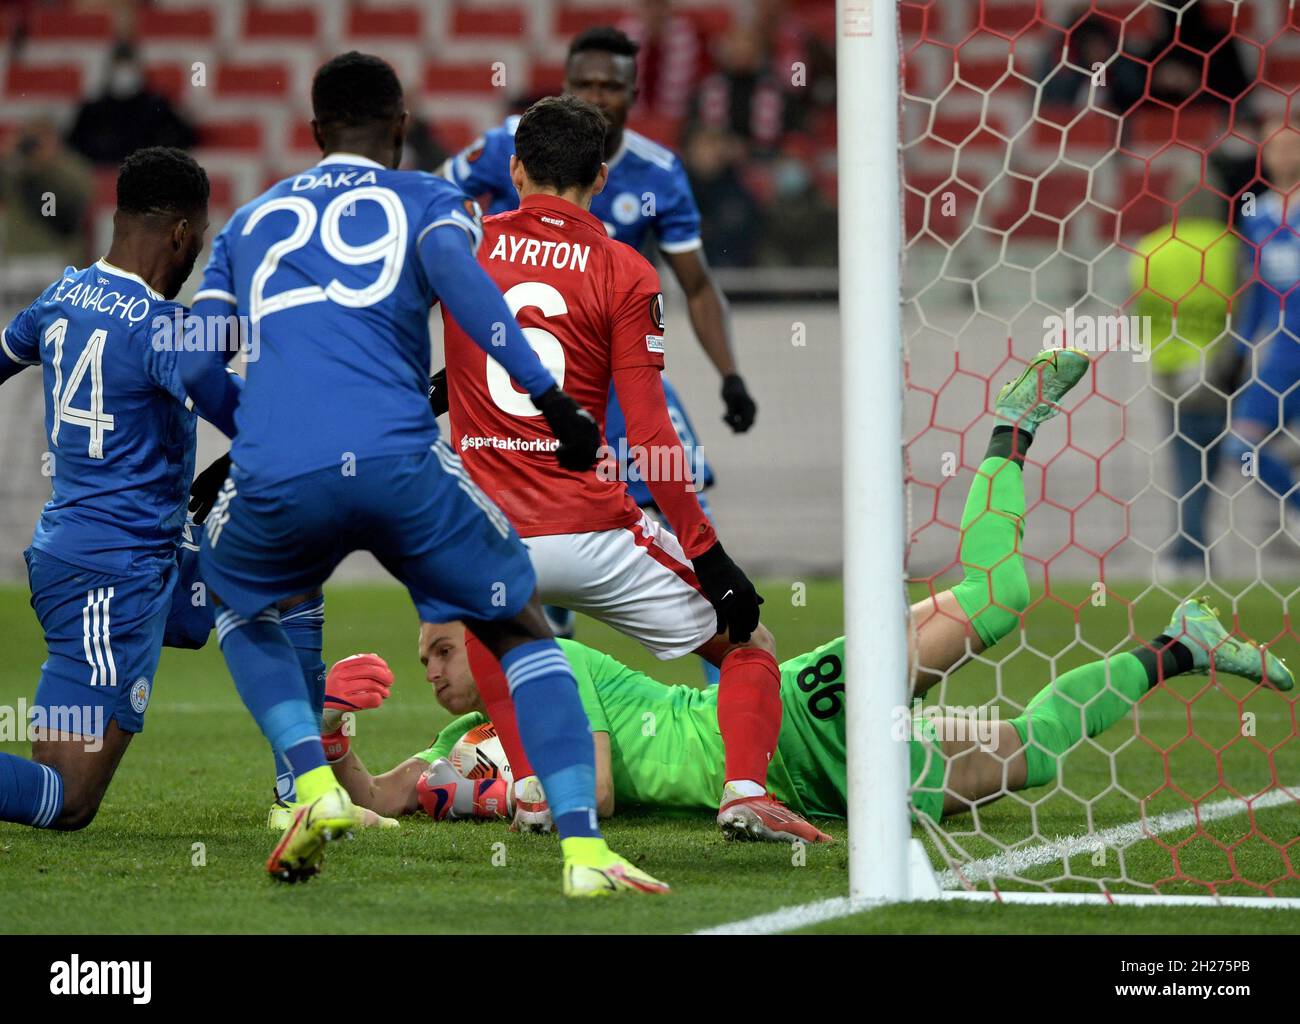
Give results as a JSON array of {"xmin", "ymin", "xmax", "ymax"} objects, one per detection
[{"xmin": 68, "ymin": 41, "xmax": 196, "ymax": 167}]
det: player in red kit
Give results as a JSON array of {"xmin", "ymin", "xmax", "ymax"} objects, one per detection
[{"xmin": 436, "ymin": 96, "xmax": 828, "ymax": 844}]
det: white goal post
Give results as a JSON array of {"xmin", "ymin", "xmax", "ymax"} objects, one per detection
[{"xmin": 839, "ymin": 0, "xmax": 914, "ymax": 904}]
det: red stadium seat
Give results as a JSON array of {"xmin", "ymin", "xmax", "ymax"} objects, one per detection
[
  {"xmin": 424, "ymin": 61, "xmax": 504, "ymax": 95},
  {"xmin": 5, "ymin": 63, "xmax": 82, "ymax": 100},
  {"xmin": 555, "ymin": 5, "xmax": 627, "ymax": 37},
  {"xmin": 452, "ymin": 6, "xmax": 527, "ymax": 39},
  {"xmin": 348, "ymin": 6, "xmax": 422, "ymax": 38},
  {"xmin": 196, "ymin": 120, "xmax": 264, "ymax": 152},
  {"xmin": 136, "ymin": 8, "xmax": 216, "ymax": 42},
  {"xmin": 215, "ymin": 63, "xmax": 291, "ymax": 99},
  {"xmin": 25, "ymin": 8, "xmax": 114, "ymax": 41},
  {"xmin": 243, "ymin": 6, "xmax": 320, "ymax": 41}
]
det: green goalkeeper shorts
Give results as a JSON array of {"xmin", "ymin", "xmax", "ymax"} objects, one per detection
[{"xmin": 775, "ymin": 637, "xmax": 947, "ymax": 824}]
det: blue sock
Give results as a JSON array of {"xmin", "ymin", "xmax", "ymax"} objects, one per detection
[
  {"xmin": 216, "ymin": 607, "xmax": 325, "ymax": 781},
  {"xmin": 701, "ymin": 657, "xmax": 721, "ymax": 686},
  {"xmin": 1257, "ymin": 446, "xmax": 1300, "ymax": 511},
  {"xmin": 0, "ymin": 754, "xmax": 63, "ymax": 827},
  {"xmin": 501, "ymin": 639, "xmax": 600, "ymax": 839},
  {"xmin": 272, "ymin": 594, "xmax": 327, "ymax": 802}
]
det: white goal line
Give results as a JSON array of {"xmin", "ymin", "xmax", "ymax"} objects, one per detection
[{"xmin": 695, "ymin": 785, "xmax": 1300, "ymax": 935}]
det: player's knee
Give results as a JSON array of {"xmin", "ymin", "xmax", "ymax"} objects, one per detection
[{"xmin": 51, "ymin": 793, "xmax": 103, "ymax": 832}]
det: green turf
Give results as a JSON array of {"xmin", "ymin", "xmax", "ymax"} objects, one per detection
[{"xmin": 1, "ymin": 577, "xmax": 1298, "ymax": 933}]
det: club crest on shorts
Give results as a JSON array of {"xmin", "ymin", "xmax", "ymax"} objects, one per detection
[{"xmin": 130, "ymin": 678, "xmax": 151, "ymax": 714}]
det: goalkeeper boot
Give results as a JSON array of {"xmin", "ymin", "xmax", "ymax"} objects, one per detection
[
  {"xmin": 994, "ymin": 348, "xmax": 1091, "ymax": 437},
  {"xmin": 1166, "ymin": 596, "xmax": 1294, "ymax": 691},
  {"xmin": 266, "ymin": 786, "xmax": 362, "ymax": 883},
  {"xmin": 562, "ymin": 839, "xmax": 671, "ymax": 897},
  {"xmin": 718, "ymin": 784, "xmax": 833, "ymax": 844},
  {"xmin": 510, "ymin": 776, "xmax": 554, "ymax": 833}
]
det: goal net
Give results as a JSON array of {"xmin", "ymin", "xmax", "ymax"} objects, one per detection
[{"xmin": 897, "ymin": 0, "xmax": 1300, "ymax": 904}]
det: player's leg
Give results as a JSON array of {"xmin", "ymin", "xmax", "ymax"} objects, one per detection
[
  {"xmin": 911, "ymin": 348, "xmax": 1091, "ymax": 695},
  {"xmin": 0, "ymin": 549, "xmax": 172, "ymax": 830},
  {"xmin": 267, "ymin": 589, "xmax": 326, "ymax": 817},
  {"xmin": 371, "ymin": 444, "xmax": 668, "ymax": 896},
  {"xmin": 936, "ymin": 597, "xmax": 1293, "ymax": 817},
  {"xmin": 199, "ymin": 468, "xmax": 357, "ymax": 881}
]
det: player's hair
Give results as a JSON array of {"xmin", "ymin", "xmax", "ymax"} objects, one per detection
[
  {"xmin": 567, "ymin": 25, "xmax": 640, "ymax": 60},
  {"xmin": 311, "ymin": 51, "xmax": 404, "ymax": 134},
  {"xmin": 514, "ymin": 95, "xmax": 607, "ymax": 193},
  {"xmin": 116, "ymin": 147, "xmax": 209, "ymax": 218}
]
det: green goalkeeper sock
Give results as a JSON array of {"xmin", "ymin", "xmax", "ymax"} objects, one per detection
[
  {"xmin": 1010, "ymin": 640, "xmax": 1191, "ymax": 788},
  {"xmin": 949, "ymin": 455, "xmax": 1030, "ymax": 649}
]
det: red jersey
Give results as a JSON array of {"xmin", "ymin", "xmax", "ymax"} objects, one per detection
[{"xmin": 442, "ymin": 193, "xmax": 715, "ymax": 555}]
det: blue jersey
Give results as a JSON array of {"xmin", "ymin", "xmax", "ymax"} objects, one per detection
[
  {"xmin": 1239, "ymin": 190, "xmax": 1300, "ymax": 345},
  {"xmin": 0, "ymin": 260, "xmax": 196, "ymax": 575},
  {"xmin": 194, "ymin": 154, "xmax": 487, "ymax": 484},
  {"xmin": 444, "ymin": 116, "xmax": 703, "ymax": 256}
]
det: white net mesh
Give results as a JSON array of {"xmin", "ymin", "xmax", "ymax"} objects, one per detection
[{"xmin": 902, "ymin": 0, "xmax": 1300, "ymax": 898}]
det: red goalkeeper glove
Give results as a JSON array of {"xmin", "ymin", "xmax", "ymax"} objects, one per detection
[{"xmin": 325, "ymin": 653, "xmax": 393, "ymax": 713}]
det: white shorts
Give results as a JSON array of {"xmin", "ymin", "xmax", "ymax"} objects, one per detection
[{"xmin": 523, "ymin": 512, "xmax": 719, "ymax": 660}]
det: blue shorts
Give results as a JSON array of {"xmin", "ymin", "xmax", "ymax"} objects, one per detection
[
  {"xmin": 24, "ymin": 546, "xmax": 176, "ymax": 735},
  {"xmin": 1235, "ymin": 334, "xmax": 1300, "ymax": 429},
  {"xmin": 163, "ymin": 527, "xmax": 214, "ymax": 650},
  {"xmin": 199, "ymin": 443, "xmax": 536, "ymax": 623}
]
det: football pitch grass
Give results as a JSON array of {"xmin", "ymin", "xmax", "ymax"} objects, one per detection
[{"xmin": 2, "ymin": 577, "xmax": 1299, "ymax": 935}]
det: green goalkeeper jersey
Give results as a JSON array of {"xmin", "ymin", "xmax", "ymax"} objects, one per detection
[{"xmin": 414, "ymin": 637, "xmax": 945, "ymax": 822}]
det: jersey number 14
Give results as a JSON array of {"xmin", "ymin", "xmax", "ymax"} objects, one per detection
[{"xmin": 44, "ymin": 317, "xmax": 115, "ymax": 459}]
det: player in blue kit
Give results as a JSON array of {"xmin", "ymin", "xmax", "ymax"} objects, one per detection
[
  {"xmin": 179, "ymin": 52, "xmax": 668, "ymax": 895},
  {"xmin": 0, "ymin": 148, "xmax": 213, "ymax": 832},
  {"xmin": 1228, "ymin": 113, "xmax": 1300, "ymax": 537}
]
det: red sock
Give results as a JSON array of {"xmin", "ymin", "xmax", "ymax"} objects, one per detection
[
  {"xmin": 717, "ymin": 647, "xmax": 782, "ymax": 788},
  {"xmin": 464, "ymin": 631, "xmax": 535, "ymax": 780}
]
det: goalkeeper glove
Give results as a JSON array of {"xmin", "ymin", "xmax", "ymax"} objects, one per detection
[
  {"xmin": 427, "ymin": 367, "xmax": 448, "ymax": 418},
  {"xmin": 416, "ymin": 759, "xmax": 512, "ymax": 821},
  {"xmin": 534, "ymin": 385, "xmax": 602, "ymax": 471},
  {"xmin": 322, "ymin": 652, "xmax": 393, "ymax": 732},
  {"xmin": 188, "ymin": 452, "xmax": 232, "ymax": 525},
  {"xmin": 691, "ymin": 541, "xmax": 764, "ymax": 644},
  {"xmin": 721, "ymin": 373, "xmax": 757, "ymax": 433}
]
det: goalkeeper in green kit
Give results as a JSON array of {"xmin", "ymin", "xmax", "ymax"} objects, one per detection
[{"xmin": 317, "ymin": 350, "xmax": 1292, "ymax": 828}]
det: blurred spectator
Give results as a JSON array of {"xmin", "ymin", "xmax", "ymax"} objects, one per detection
[
  {"xmin": 0, "ymin": 116, "xmax": 92, "ymax": 267},
  {"xmin": 682, "ymin": 127, "xmax": 762, "ymax": 267},
  {"xmin": 691, "ymin": 25, "xmax": 787, "ymax": 152},
  {"xmin": 402, "ymin": 116, "xmax": 450, "ymax": 173},
  {"xmin": 619, "ymin": 0, "xmax": 705, "ymax": 125},
  {"xmin": 68, "ymin": 41, "xmax": 194, "ymax": 166},
  {"xmin": 760, "ymin": 144, "xmax": 838, "ymax": 266},
  {"xmin": 750, "ymin": 0, "xmax": 835, "ymax": 134},
  {"xmin": 1037, "ymin": 8, "xmax": 1136, "ymax": 108},
  {"xmin": 1131, "ymin": 182, "xmax": 1241, "ymax": 575},
  {"xmin": 1109, "ymin": 5, "xmax": 1253, "ymax": 117}
]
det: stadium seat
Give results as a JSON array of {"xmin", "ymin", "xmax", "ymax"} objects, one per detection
[
  {"xmin": 24, "ymin": 8, "xmax": 115, "ymax": 42},
  {"xmin": 136, "ymin": 7, "xmax": 216, "ymax": 42},
  {"xmin": 452, "ymin": 6, "xmax": 527, "ymax": 39},
  {"xmin": 215, "ymin": 62, "xmax": 292, "ymax": 99},
  {"xmin": 242, "ymin": 6, "xmax": 320, "ymax": 41},
  {"xmin": 4, "ymin": 63, "xmax": 83, "ymax": 101}
]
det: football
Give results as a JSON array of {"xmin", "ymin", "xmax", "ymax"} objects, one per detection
[{"xmin": 449, "ymin": 722, "xmax": 514, "ymax": 786}]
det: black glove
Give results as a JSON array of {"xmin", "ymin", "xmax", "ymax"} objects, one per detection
[
  {"xmin": 721, "ymin": 373, "xmax": 757, "ymax": 433},
  {"xmin": 188, "ymin": 452, "xmax": 232, "ymax": 525},
  {"xmin": 691, "ymin": 541, "xmax": 763, "ymax": 643},
  {"xmin": 534, "ymin": 386, "xmax": 602, "ymax": 472},
  {"xmin": 428, "ymin": 368, "xmax": 448, "ymax": 417}
]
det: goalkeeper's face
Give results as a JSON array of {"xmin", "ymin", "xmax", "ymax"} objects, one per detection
[{"xmin": 418, "ymin": 623, "xmax": 482, "ymax": 716}]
